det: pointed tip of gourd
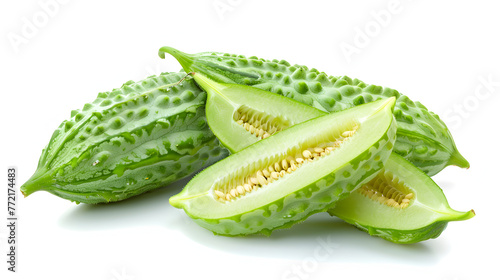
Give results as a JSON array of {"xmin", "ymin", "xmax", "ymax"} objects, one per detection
[
  {"xmin": 20, "ymin": 180, "xmax": 39, "ymax": 198},
  {"xmin": 169, "ymin": 195, "xmax": 183, "ymax": 209},
  {"xmin": 447, "ymin": 150, "xmax": 470, "ymax": 170},
  {"xmin": 158, "ymin": 46, "xmax": 194, "ymax": 73},
  {"xmin": 374, "ymin": 97, "xmax": 396, "ymax": 115},
  {"xmin": 386, "ymin": 96, "xmax": 397, "ymax": 109},
  {"xmin": 20, "ymin": 169, "xmax": 53, "ymax": 198},
  {"xmin": 456, "ymin": 209, "xmax": 475, "ymax": 221}
]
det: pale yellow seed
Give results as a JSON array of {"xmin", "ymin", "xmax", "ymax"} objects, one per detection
[
  {"xmin": 308, "ymin": 158, "xmax": 314, "ymax": 162},
  {"xmin": 312, "ymin": 152, "xmax": 320, "ymax": 158},
  {"xmin": 263, "ymin": 133, "xmax": 271, "ymax": 139},
  {"xmin": 230, "ymin": 189, "xmax": 238, "ymax": 198},
  {"xmin": 402, "ymin": 198, "xmax": 410, "ymax": 203},
  {"xmin": 250, "ymin": 177, "xmax": 258, "ymax": 185},
  {"xmin": 386, "ymin": 198, "xmax": 396, "ymax": 206},
  {"xmin": 280, "ymin": 170, "xmax": 286, "ymax": 177},
  {"xmin": 226, "ymin": 194, "xmax": 232, "ymax": 200},
  {"xmin": 274, "ymin": 162, "xmax": 282, "ymax": 172},
  {"xmin": 325, "ymin": 147, "xmax": 334, "ymax": 152},
  {"xmin": 320, "ymin": 152, "xmax": 326, "ymax": 157},
  {"xmin": 314, "ymin": 147, "xmax": 324, "ymax": 153},
  {"xmin": 400, "ymin": 203, "xmax": 409, "ymax": 208},
  {"xmin": 291, "ymin": 163, "xmax": 297, "ymax": 171},
  {"xmin": 287, "ymin": 167, "xmax": 292, "ymax": 173},
  {"xmin": 405, "ymin": 193, "xmax": 414, "ymax": 199},
  {"xmin": 243, "ymin": 123, "xmax": 250, "ymax": 130},
  {"xmin": 244, "ymin": 184, "xmax": 252, "ymax": 192},
  {"xmin": 342, "ymin": 131, "xmax": 351, "ymax": 138},
  {"xmin": 257, "ymin": 174, "xmax": 267, "ymax": 185},
  {"xmin": 236, "ymin": 120, "xmax": 243, "ymax": 125},
  {"xmin": 268, "ymin": 165, "xmax": 275, "ymax": 173},
  {"xmin": 282, "ymin": 159, "xmax": 289, "ymax": 170},
  {"xmin": 252, "ymin": 185, "xmax": 259, "ymax": 191},
  {"xmin": 256, "ymin": 170, "xmax": 263, "ymax": 177},
  {"xmin": 258, "ymin": 128, "xmax": 265, "ymax": 137},
  {"xmin": 237, "ymin": 185, "xmax": 245, "ymax": 195},
  {"xmin": 296, "ymin": 157, "xmax": 304, "ymax": 164},
  {"xmin": 271, "ymin": 172, "xmax": 279, "ymax": 180},
  {"xmin": 263, "ymin": 169, "xmax": 271, "ymax": 178},
  {"xmin": 240, "ymin": 114, "xmax": 247, "ymax": 121},
  {"xmin": 302, "ymin": 150, "xmax": 312, "ymax": 159},
  {"xmin": 214, "ymin": 190, "xmax": 225, "ymax": 198}
]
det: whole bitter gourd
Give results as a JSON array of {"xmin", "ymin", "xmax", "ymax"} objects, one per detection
[
  {"xmin": 159, "ymin": 47, "xmax": 469, "ymax": 176},
  {"xmin": 21, "ymin": 72, "xmax": 227, "ymax": 203}
]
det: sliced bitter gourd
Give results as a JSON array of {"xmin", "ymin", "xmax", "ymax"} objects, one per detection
[
  {"xmin": 169, "ymin": 97, "xmax": 397, "ymax": 236},
  {"xmin": 192, "ymin": 73, "xmax": 474, "ymax": 242},
  {"xmin": 20, "ymin": 72, "xmax": 227, "ymax": 204},
  {"xmin": 328, "ymin": 153, "xmax": 475, "ymax": 244},
  {"xmin": 159, "ymin": 47, "xmax": 469, "ymax": 176}
]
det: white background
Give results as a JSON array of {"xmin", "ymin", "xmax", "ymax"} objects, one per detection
[{"xmin": 1, "ymin": 1, "xmax": 499, "ymax": 279}]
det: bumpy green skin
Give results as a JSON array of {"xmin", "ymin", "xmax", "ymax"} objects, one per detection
[
  {"xmin": 21, "ymin": 72, "xmax": 227, "ymax": 203},
  {"xmin": 186, "ymin": 120, "xmax": 397, "ymax": 236},
  {"xmin": 159, "ymin": 47, "xmax": 469, "ymax": 176},
  {"xmin": 346, "ymin": 220, "xmax": 448, "ymax": 244}
]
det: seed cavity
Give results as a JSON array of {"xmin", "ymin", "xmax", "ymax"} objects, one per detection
[
  {"xmin": 358, "ymin": 170, "xmax": 414, "ymax": 209},
  {"xmin": 234, "ymin": 105, "xmax": 290, "ymax": 140},
  {"xmin": 213, "ymin": 122, "xmax": 359, "ymax": 202}
]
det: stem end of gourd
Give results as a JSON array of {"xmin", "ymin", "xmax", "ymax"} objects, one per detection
[
  {"xmin": 460, "ymin": 209, "xmax": 476, "ymax": 221},
  {"xmin": 447, "ymin": 150, "xmax": 470, "ymax": 169},
  {"xmin": 158, "ymin": 46, "xmax": 194, "ymax": 73},
  {"xmin": 20, "ymin": 181, "xmax": 37, "ymax": 197},
  {"xmin": 449, "ymin": 209, "xmax": 475, "ymax": 222},
  {"xmin": 20, "ymin": 170, "xmax": 53, "ymax": 198}
]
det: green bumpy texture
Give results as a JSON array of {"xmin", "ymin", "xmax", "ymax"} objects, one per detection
[
  {"xmin": 22, "ymin": 48, "xmax": 469, "ymax": 203},
  {"xmin": 21, "ymin": 72, "xmax": 228, "ymax": 203},
  {"xmin": 189, "ymin": 121, "xmax": 397, "ymax": 236},
  {"xmin": 159, "ymin": 47, "xmax": 469, "ymax": 176},
  {"xmin": 346, "ymin": 220, "xmax": 448, "ymax": 244}
]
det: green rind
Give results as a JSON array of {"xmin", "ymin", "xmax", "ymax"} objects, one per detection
[
  {"xmin": 21, "ymin": 72, "xmax": 228, "ymax": 203},
  {"xmin": 172, "ymin": 105, "xmax": 398, "ymax": 236},
  {"xmin": 341, "ymin": 208, "xmax": 474, "ymax": 244},
  {"xmin": 347, "ymin": 220, "xmax": 449, "ymax": 244},
  {"xmin": 159, "ymin": 47, "xmax": 469, "ymax": 176}
]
